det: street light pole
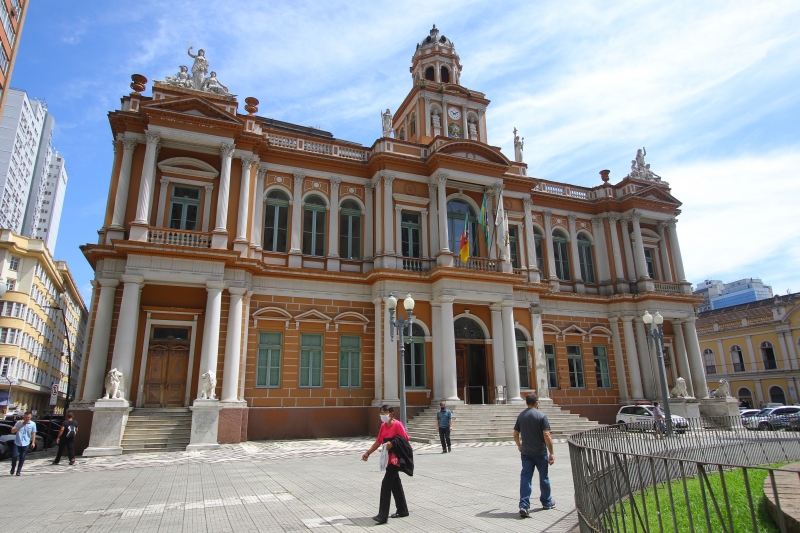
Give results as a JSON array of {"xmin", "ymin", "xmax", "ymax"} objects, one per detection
[
  {"xmin": 643, "ymin": 310, "xmax": 673, "ymax": 436},
  {"xmin": 45, "ymin": 306, "xmax": 74, "ymax": 415},
  {"xmin": 386, "ymin": 292, "xmax": 415, "ymax": 425}
]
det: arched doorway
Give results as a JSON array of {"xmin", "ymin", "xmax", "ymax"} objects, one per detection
[
  {"xmin": 453, "ymin": 317, "xmax": 488, "ymax": 404},
  {"xmin": 737, "ymin": 387, "xmax": 753, "ymax": 409},
  {"xmin": 769, "ymin": 386, "xmax": 787, "ymax": 405}
]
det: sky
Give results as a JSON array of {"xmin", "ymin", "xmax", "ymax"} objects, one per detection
[{"xmin": 9, "ymin": 0, "xmax": 800, "ymax": 304}]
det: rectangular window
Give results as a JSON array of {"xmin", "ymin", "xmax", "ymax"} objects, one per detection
[
  {"xmin": 545, "ymin": 344, "xmax": 558, "ymax": 389},
  {"xmin": 401, "ymin": 212, "xmax": 421, "ymax": 258},
  {"xmin": 517, "ymin": 344, "xmax": 530, "ymax": 388},
  {"xmin": 567, "ymin": 345, "xmax": 585, "ymax": 388},
  {"xmin": 264, "ymin": 201, "xmax": 289, "ymax": 253},
  {"xmin": 299, "ymin": 334, "xmax": 323, "ymax": 387},
  {"xmin": 256, "ymin": 332, "xmax": 282, "ymax": 387},
  {"xmin": 0, "ymin": 328, "xmax": 20, "ymax": 345},
  {"xmin": 302, "ymin": 208, "xmax": 326, "ymax": 256},
  {"xmin": 403, "ymin": 339, "xmax": 426, "ymax": 388},
  {"xmin": 593, "ymin": 346, "xmax": 611, "ymax": 389},
  {"xmin": 339, "ymin": 210, "xmax": 362, "ymax": 260},
  {"xmin": 169, "ymin": 185, "xmax": 201, "ymax": 231},
  {"xmin": 553, "ymin": 239, "xmax": 571, "ymax": 280},
  {"xmin": 509, "ymin": 227, "xmax": 520, "ymax": 268},
  {"xmin": 578, "ymin": 241, "xmax": 596, "ymax": 283},
  {"xmin": 9, "ymin": 256, "xmax": 20, "ymax": 271},
  {"xmin": 339, "ymin": 335, "xmax": 361, "ymax": 388},
  {"xmin": 644, "ymin": 248, "xmax": 657, "ymax": 280},
  {"xmin": 534, "ymin": 233, "xmax": 544, "ymax": 273},
  {"xmin": 6, "ymin": 279, "xmax": 15, "ymax": 291}
]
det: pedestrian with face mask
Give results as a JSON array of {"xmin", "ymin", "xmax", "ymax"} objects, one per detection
[
  {"xmin": 362, "ymin": 405, "xmax": 413, "ymax": 524},
  {"xmin": 436, "ymin": 402, "xmax": 452, "ymax": 453}
]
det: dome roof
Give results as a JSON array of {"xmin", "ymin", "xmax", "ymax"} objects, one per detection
[{"xmin": 416, "ymin": 25, "xmax": 455, "ymax": 51}]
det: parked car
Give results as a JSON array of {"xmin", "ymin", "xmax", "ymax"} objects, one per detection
[
  {"xmin": 34, "ymin": 420, "xmax": 62, "ymax": 447},
  {"xmin": 0, "ymin": 440, "xmax": 7, "ymax": 460},
  {"xmin": 743, "ymin": 406, "xmax": 800, "ymax": 431},
  {"xmin": 616, "ymin": 405, "xmax": 689, "ymax": 434},
  {"xmin": 0, "ymin": 424, "xmax": 45, "ymax": 454},
  {"xmin": 740, "ymin": 409, "xmax": 761, "ymax": 418},
  {"xmin": 788, "ymin": 416, "xmax": 800, "ymax": 432}
]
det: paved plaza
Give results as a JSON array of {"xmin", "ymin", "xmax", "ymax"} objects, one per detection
[{"xmin": 1, "ymin": 438, "xmax": 577, "ymax": 532}]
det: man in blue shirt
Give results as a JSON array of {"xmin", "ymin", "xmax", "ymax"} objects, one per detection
[
  {"xmin": 436, "ymin": 402, "xmax": 452, "ymax": 453},
  {"xmin": 10, "ymin": 411, "xmax": 37, "ymax": 476},
  {"xmin": 513, "ymin": 393, "xmax": 555, "ymax": 516}
]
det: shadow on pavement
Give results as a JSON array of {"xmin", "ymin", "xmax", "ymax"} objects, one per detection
[{"xmin": 475, "ymin": 508, "xmax": 523, "ymax": 519}]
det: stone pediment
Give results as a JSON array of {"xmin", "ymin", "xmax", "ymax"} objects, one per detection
[
  {"xmin": 435, "ymin": 141, "xmax": 510, "ymax": 166},
  {"xmin": 632, "ymin": 185, "xmax": 679, "ymax": 204},
  {"xmin": 333, "ymin": 311, "xmax": 370, "ymax": 332},
  {"xmin": 293, "ymin": 309, "xmax": 332, "ymax": 330},
  {"xmin": 562, "ymin": 325, "xmax": 589, "ymax": 336},
  {"xmin": 252, "ymin": 306, "xmax": 293, "ymax": 329},
  {"xmin": 158, "ymin": 157, "xmax": 219, "ymax": 180},
  {"xmin": 142, "ymin": 97, "xmax": 241, "ymax": 125}
]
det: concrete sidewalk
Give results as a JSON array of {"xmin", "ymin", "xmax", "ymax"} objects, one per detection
[{"xmin": 1, "ymin": 439, "xmax": 578, "ymax": 532}]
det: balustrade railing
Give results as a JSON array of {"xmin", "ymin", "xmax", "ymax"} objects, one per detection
[
  {"xmin": 339, "ymin": 147, "xmax": 369, "ymax": 161},
  {"xmin": 653, "ymin": 281, "xmax": 682, "ymax": 294},
  {"xmin": 148, "ymin": 229, "xmax": 211, "ymax": 248},
  {"xmin": 303, "ymin": 141, "xmax": 332, "ymax": 155},
  {"xmin": 453, "ymin": 256, "xmax": 499, "ymax": 272},
  {"xmin": 266, "ymin": 134, "xmax": 369, "ymax": 161},
  {"xmin": 268, "ymin": 135, "xmax": 298, "ymax": 149},
  {"xmin": 401, "ymin": 258, "xmax": 430, "ymax": 272}
]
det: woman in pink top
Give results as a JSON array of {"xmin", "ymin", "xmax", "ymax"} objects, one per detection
[{"xmin": 362, "ymin": 405, "xmax": 410, "ymax": 524}]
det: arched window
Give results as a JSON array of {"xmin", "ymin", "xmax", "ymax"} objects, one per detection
[
  {"xmin": 730, "ymin": 345, "xmax": 745, "ymax": 372},
  {"xmin": 760, "ymin": 341, "xmax": 777, "ymax": 370},
  {"xmin": 403, "ymin": 323, "xmax": 426, "ymax": 388},
  {"xmin": 552, "ymin": 230, "xmax": 571, "ymax": 281},
  {"xmin": 453, "ymin": 317, "xmax": 485, "ymax": 340},
  {"xmin": 703, "ymin": 348, "xmax": 717, "ymax": 374},
  {"xmin": 264, "ymin": 190, "xmax": 289, "ymax": 253},
  {"xmin": 577, "ymin": 233, "xmax": 595, "ymax": 283},
  {"xmin": 533, "ymin": 228, "xmax": 544, "ymax": 273},
  {"xmin": 302, "ymin": 195, "xmax": 326, "ymax": 257},
  {"xmin": 737, "ymin": 387, "xmax": 753, "ymax": 408},
  {"xmin": 515, "ymin": 329, "xmax": 530, "ymax": 388},
  {"xmin": 769, "ymin": 386, "xmax": 787, "ymax": 405},
  {"xmin": 447, "ymin": 200, "xmax": 479, "ymax": 257},
  {"xmin": 425, "ymin": 66, "xmax": 435, "ymax": 81},
  {"xmin": 339, "ymin": 200, "xmax": 361, "ymax": 260},
  {"xmin": 441, "ymin": 66, "xmax": 450, "ymax": 83},
  {"xmin": 410, "ymin": 113, "xmax": 416, "ymax": 136}
]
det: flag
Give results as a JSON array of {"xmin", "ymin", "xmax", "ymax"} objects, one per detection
[
  {"xmin": 459, "ymin": 211, "xmax": 470, "ymax": 262},
  {"xmin": 479, "ymin": 194, "xmax": 489, "ymax": 247}
]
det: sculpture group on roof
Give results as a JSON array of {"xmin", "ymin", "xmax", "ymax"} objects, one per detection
[
  {"xmin": 163, "ymin": 46, "xmax": 233, "ymax": 96},
  {"xmin": 626, "ymin": 147, "xmax": 662, "ymax": 182}
]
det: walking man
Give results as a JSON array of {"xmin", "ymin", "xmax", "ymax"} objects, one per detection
[
  {"xmin": 9, "ymin": 412, "xmax": 37, "ymax": 476},
  {"xmin": 514, "ymin": 393, "xmax": 555, "ymax": 517},
  {"xmin": 53, "ymin": 412, "xmax": 78, "ymax": 465},
  {"xmin": 436, "ymin": 402, "xmax": 452, "ymax": 453},
  {"xmin": 652, "ymin": 401, "xmax": 665, "ymax": 439}
]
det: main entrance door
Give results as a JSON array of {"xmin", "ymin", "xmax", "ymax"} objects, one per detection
[
  {"xmin": 143, "ymin": 327, "xmax": 191, "ymax": 408},
  {"xmin": 453, "ymin": 316, "xmax": 490, "ymax": 404}
]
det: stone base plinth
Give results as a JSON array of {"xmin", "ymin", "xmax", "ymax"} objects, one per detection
[
  {"xmin": 699, "ymin": 396, "xmax": 740, "ymax": 428},
  {"xmin": 210, "ymin": 233, "xmax": 228, "ymax": 249},
  {"xmin": 219, "ymin": 400, "xmax": 248, "ymax": 444},
  {"xmin": 186, "ymin": 399, "xmax": 222, "ymax": 451},
  {"xmin": 128, "ymin": 223, "xmax": 149, "ymax": 242},
  {"xmin": 537, "ymin": 398, "xmax": 554, "ymax": 409},
  {"xmin": 666, "ymin": 397, "xmax": 700, "ymax": 419},
  {"xmin": 82, "ymin": 398, "xmax": 132, "ymax": 457},
  {"xmin": 105, "ymin": 229, "xmax": 125, "ymax": 244}
]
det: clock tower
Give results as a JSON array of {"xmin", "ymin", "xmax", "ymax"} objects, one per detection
[{"xmin": 390, "ymin": 25, "xmax": 491, "ymax": 145}]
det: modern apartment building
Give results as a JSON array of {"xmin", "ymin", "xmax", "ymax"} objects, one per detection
[
  {"xmin": 694, "ymin": 278, "xmax": 773, "ymax": 312},
  {"xmin": 0, "ymin": 229, "xmax": 88, "ymax": 415},
  {"xmin": 0, "ymin": 0, "xmax": 27, "ymax": 118},
  {"xmin": 32, "ymin": 151, "xmax": 67, "ymax": 253}
]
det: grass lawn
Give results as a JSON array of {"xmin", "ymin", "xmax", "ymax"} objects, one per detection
[{"xmin": 611, "ymin": 465, "xmax": 782, "ymax": 533}]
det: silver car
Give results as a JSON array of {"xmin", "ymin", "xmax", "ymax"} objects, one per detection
[{"xmin": 616, "ymin": 405, "xmax": 689, "ymax": 434}]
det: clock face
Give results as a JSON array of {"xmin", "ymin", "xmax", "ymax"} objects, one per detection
[{"xmin": 448, "ymin": 107, "xmax": 461, "ymax": 120}]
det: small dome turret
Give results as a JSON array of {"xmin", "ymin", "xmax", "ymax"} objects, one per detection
[
  {"xmin": 411, "ymin": 24, "xmax": 462, "ymax": 86},
  {"xmin": 416, "ymin": 24, "xmax": 455, "ymax": 51}
]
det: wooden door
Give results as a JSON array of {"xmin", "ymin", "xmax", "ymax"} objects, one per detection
[
  {"xmin": 144, "ymin": 343, "xmax": 169, "ymax": 407},
  {"xmin": 165, "ymin": 344, "xmax": 188, "ymax": 407},
  {"xmin": 455, "ymin": 344, "xmax": 467, "ymax": 401},
  {"xmin": 143, "ymin": 340, "xmax": 189, "ymax": 408}
]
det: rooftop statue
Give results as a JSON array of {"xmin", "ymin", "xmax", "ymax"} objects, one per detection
[
  {"xmin": 626, "ymin": 146, "xmax": 662, "ymax": 182},
  {"xmin": 381, "ymin": 108, "xmax": 393, "ymax": 138},
  {"xmin": 513, "ymin": 127, "xmax": 524, "ymax": 163},
  {"xmin": 187, "ymin": 46, "xmax": 209, "ymax": 89},
  {"xmin": 160, "ymin": 46, "xmax": 234, "ymax": 96}
]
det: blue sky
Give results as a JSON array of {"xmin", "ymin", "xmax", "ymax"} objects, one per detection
[{"xmin": 10, "ymin": 1, "xmax": 800, "ymax": 303}]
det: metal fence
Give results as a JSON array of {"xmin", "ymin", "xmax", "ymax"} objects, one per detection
[{"xmin": 568, "ymin": 416, "xmax": 800, "ymax": 532}]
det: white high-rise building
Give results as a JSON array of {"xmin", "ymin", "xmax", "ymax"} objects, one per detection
[
  {"xmin": 0, "ymin": 88, "xmax": 67, "ymax": 254},
  {"xmin": 0, "ymin": 88, "xmax": 47, "ymax": 233}
]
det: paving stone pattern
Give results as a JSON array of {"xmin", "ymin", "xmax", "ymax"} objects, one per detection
[{"xmin": 1, "ymin": 438, "xmax": 577, "ymax": 532}]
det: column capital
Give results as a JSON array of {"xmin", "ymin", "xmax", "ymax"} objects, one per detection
[
  {"xmin": 239, "ymin": 154, "xmax": 257, "ymax": 170},
  {"xmin": 293, "ymin": 172, "xmax": 305, "ymax": 185},
  {"xmin": 428, "ymin": 181, "xmax": 438, "ymax": 192},
  {"xmin": 621, "ymin": 315, "xmax": 635, "ymax": 323},
  {"xmin": 112, "ymin": 139, "xmax": 118, "ymax": 155},
  {"xmin": 395, "ymin": 206, "xmax": 402, "ymax": 213},
  {"xmin": 382, "ymin": 173, "xmax": 395, "ymax": 186},
  {"xmin": 682, "ymin": 316, "xmax": 697, "ymax": 324},
  {"xmin": 97, "ymin": 277, "xmax": 120, "ymax": 288},
  {"xmin": 631, "ymin": 211, "xmax": 642, "ymax": 222},
  {"xmin": 607, "ymin": 212, "xmax": 621, "ymax": 222},
  {"xmin": 620, "ymin": 215, "xmax": 631, "ymax": 224},
  {"xmin": 529, "ymin": 304, "xmax": 542, "ymax": 315},
  {"xmin": 121, "ymin": 137, "xmax": 138, "ymax": 151},
  {"xmin": 542, "ymin": 209, "xmax": 553, "ymax": 219},
  {"xmin": 522, "ymin": 196, "xmax": 533, "ymax": 208},
  {"xmin": 591, "ymin": 216, "xmax": 603, "ymax": 228},
  {"xmin": 160, "ymin": 177, "xmax": 170, "ymax": 187},
  {"xmin": 670, "ymin": 318, "xmax": 684, "ymax": 325},
  {"xmin": 608, "ymin": 316, "xmax": 619, "ymax": 323},
  {"xmin": 220, "ymin": 143, "xmax": 235, "ymax": 159},
  {"xmin": 424, "ymin": 96, "xmax": 431, "ymax": 104},
  {"xmin": 228, "ymin": 286, "xmax": 248, "ymax": 296},
  {"xmin": 421, "ymin": 209, "xmax": 428, "ymax": 217},
  {"xmin": 204, "ymin": 183, "xmax": 214, "ymax": 193},
  {"xmin": 144, "ymin": 130, "xmax": 161, "ymax": 145},
  {"xmin": 666, "ymin": 218, "xmax": 678, "ymax": 228},
  {"xmin": 330, "ymin": 178, "xmax": 342, "ymax": 191},
  {"xmin": 657, "ymin": 221, "xmax": 668, "ymax": 231},
  {"xmin": 256, "ymin": 165, "xmax": 268, "ymax": 180},
  {"xmin": 432, "ymin": 171, "xmax": 449, "ymax": 185},
  {"xmin": 206, "ymin": 280, "xmax": 225, "ymax": 292},
  {"xmin": 364, "ymin": 181, "xmax": 375, "ymax": 194},
  {"xmin": 567, "ymin": 213, "xmax": 578, "ymax": 223},
  {"xmin": 120, "ymin": 274, "xmax": 144, "ymax": 286},
  {"xmin": 492, "ymin": 183, "xmax": 505, "ymax": 197}
]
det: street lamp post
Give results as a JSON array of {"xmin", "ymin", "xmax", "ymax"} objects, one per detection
[
  {"xmin": 45, "ymin": 306, "xmax": 74, "ymax": 415},
  {"xmin": 386, "ymin": 292, "xmax": 415, "ymax": 425},
  {"xmin": 643, "ymin": 310, "xmax": 673, "ymax": 436}
]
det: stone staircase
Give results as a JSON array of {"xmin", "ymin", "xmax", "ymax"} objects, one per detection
[
  {"xmin": 406, "ymin": 403, "xmax": 603, "ymax": 444},
  {"xmin": 120, "ymin": 408, "xmax": 192, "ymax": 454}
]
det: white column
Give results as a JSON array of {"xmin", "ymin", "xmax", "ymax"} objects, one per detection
[
  {"xmin": 235, "ymin": 155, "xmax": 256, "ymax": 243},
  {"xmin": 671, "ymin": 319, "xmax": 694, "ymax": 397},
  {"xmin": 373, "ymin": 299, "xmax": 382, "ymax": 402},
  {"xmin": 239, "ymin": 292, "xmax": 251, "ymax": 400},
  {"xmin": 327, "ymin": 179, "xmax": 341, "ymax": 269},
  {"xmin": 424, "ymin": 96, "xmax": 431, "ymax": 137},
  {"xmin": 461, "ymin": 104, "xmax": 468, "ymax": 137},
  {"xmin": 432, "ymin": 303, "xmax": 443, "ymax": 401},
  {"xmin": 530, "ymin": 309, "xmax": 548, "ymax": 398},
  {"xmin": 656, "ymin": 222, "xmax": 674, "ymax": 282},
  {"xmin": 634, "ymin": 318, "xmax": 656, "ymax": 399},
  {"xmin": 202, "ymin": 184, "xmax": 213, "ymax": 233},
  {"xmin": 109, "ymin": 274, "xmax": 144, "ymax": 399},
  {"xmin": 683, "ymin": 317, "xmax": 709, "ymax": 399},
  {"xmin": 394, "ymin": 207, "xmax": 402, "ymax": 259},
  {"xmin": 109, "ymin": 138, "xmax": 138, "ymax": 229},
  {"xmin": 716, "ymin": 339, "xmax": 728, "ymax": 374},
  {"xmin": 490, "ymin": 306, "xmax": 506, "ymax": 388},
  {"xmin": 289, "ymin": 173, "xmax": 304, "ymax": 254},
  {"xmin": 754, "ymin": 378, "xmax": 765, "ymax": 405},
  {"xmin": 630, "ymin": 213, "xmax": 649, "ymax": 280},
  {"xmin": 82, "ymin": 278, "xmax": 119, "ymax": 401},
  {"xmin": 543, "ymin": 210, "xmax": 557, "ymax": 280},
  {"xmin": 502, "ymin": 304, "xmax": 523, "ymax": 403},
  {"xmin": 221, "ymin": 287, "xmax": 246, "ymax": 402},
  {"xmin": 607, "ymin": 214, "xmax": 625, "ymax": 282},
  {"xmin": 435, "ymin": 174, "xmax": 450, "ymax": 252},
  {"xmin": 440, "ymin": 298, "xmax": 459, "ymax": 400},
  {"xmin": 421, "ymin": 210, "xmax": 429, "ymax": 259},
  {"xmin": 567, "ymin": 214, "xmax": 583, "ymax": 283},
  {"xmin": 383, "ymin": 298, "xmax": 399, "ymax": 402},
  {"xmin": 382, "ymin": 175, "xmax": 395, "ymax": 254},
  {"xmin": 608, "ymin": 317, "xmax": 629, "ymax": 401},
  {"xmin": 252, "ymin": 166, "xmax": 266, "ymax": 251},
  {"xmin": 364, "ymin": 182, "xmax": 374, "ymax": 261},
  {"xmin": 374, "ymin": 178, "xmax": 382, "ymax": 255},
  {"xmin": 592, "ymin": 217, "xmax": 611, "ymax": 283},
  {"xmin": 428, "ymin": 183, "xmax": 440, "ymax": 257},
  {"xmin": 132, "ymin": 131, "xmax": 161, "ymax": 225},
  {"xmin": 214, "ymin": 143, "xmax": 236, "ymax": 233},
  {"xmin": 523, "ymin": 198, "xmax": 540, "ymax": 282},
  {"xmin": 156, "ymin": 178, "xmax": 170, "ymax": 227},
  {"xmin": 620, "ymin": 216, "xmax": 636, "ymax": 281},
  {"xmin": 197, "ymin": 281, "xmax": 224, "ymax": 397},
  {"xmin": 621, "ymin": 317, "xmax": 644, "ymax": 399},
  {"xmin": 666, "ymin": 219, "xmax": 687, "ymax": 282}
]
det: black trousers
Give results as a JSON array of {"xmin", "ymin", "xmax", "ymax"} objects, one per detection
[
  {"xmin": 54, "ymin": 438, "xmax": 75, "ymax": 463},
  {"xmin": 438, "ymin": 427, "xmax": 451, "ymax": 451},
  {"xmin": 377, "ymin": 465, "xmax": 408, "ymax": 520}
]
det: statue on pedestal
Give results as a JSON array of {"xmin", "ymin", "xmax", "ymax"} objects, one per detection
[
  {"xmin": 513, "ymin": 128, "xmax": 524, "ymax": 163},
  {"xmin": 187, "ymin": 47, "xmax": 209, "ymax": 90},
  {"xmin": 199, "ymin": 370, "xmax": 217, "ymax": 400},
  {"xmin": 103, "ymin": 368, "xmax": 124, "ymax": 400},
  {"xmin": 381, "ymin": 108, "xmax": 393, "ymax": 138},
  {"xmin": 160, "ymin": 47, "xmax": 234, "ymax": 96}
]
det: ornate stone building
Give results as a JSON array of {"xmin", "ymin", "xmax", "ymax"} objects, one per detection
[{"xmin": 74, "ymin": 28, "xmax": 708, "ymax": 453}]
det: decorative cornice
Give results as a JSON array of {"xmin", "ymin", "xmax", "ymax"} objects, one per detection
[
  {"xmin": 144, "ymin": 131, "xmax": 161, "ymax": 145},
  {"xmin": 206, "ymin": 280, "xmax": 225, "ymax": 291}
]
